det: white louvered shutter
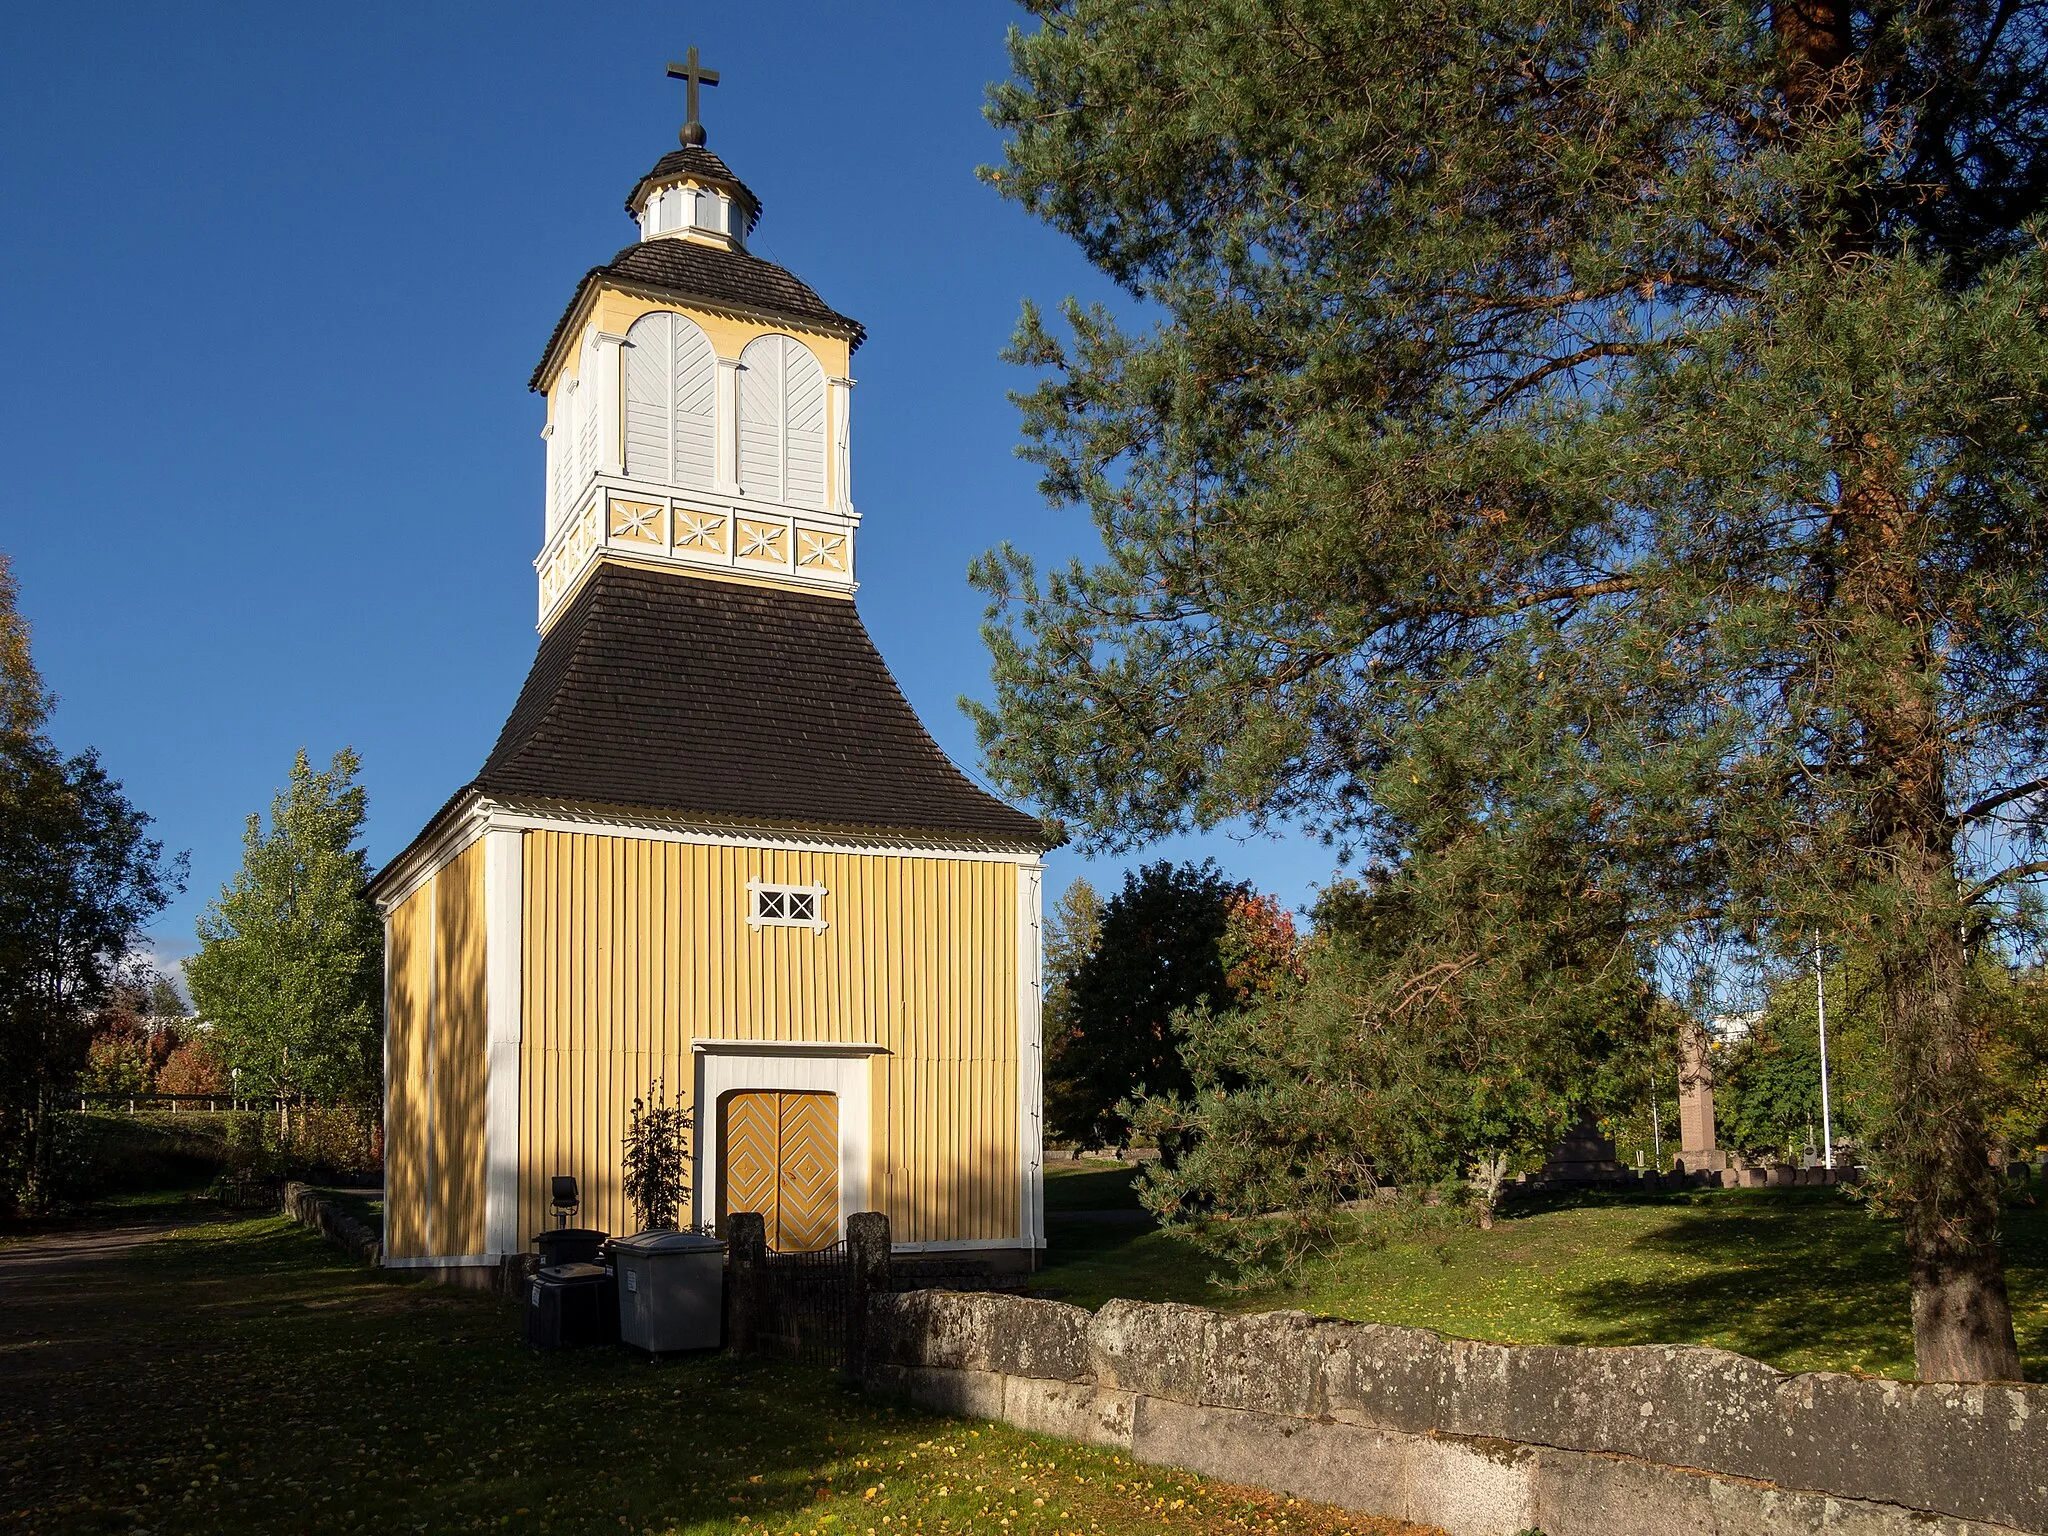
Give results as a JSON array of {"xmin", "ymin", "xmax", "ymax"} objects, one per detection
[
  {"xmin": 624, "ymin": 313, "xmax": 671, "ymax": 482},
  {"xmin": 782, "ymin": 342, "xmax": 826, "ymax": 508},
  {"xmin": 572, "ymin": 332, "xmax": 601, "ymax": 495},
  {"xmin": 738, "ymin": 334, "xmax": 828, "ymax": 508},
  {"xmin": 671, "ymin": 318, "xmax": 717, "ymax": 489},
  {"xmin": 738, "ymin": 335, "xmax": 784, "ymax": 501}
]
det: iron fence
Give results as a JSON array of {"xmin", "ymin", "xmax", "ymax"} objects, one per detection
[{"xmin": 757, "ymin": 1240, "xmax": 854, "ymax": 1368}]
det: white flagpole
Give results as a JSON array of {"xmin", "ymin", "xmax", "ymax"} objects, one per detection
[{"xmin": 1814, "ymin": 933, "xmax": 1834, "ymax": 1168}]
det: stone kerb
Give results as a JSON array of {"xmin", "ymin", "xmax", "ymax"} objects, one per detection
[{"xmin": 864, "ymin": 1290, "xmax": 2048, "ymax": 1534}]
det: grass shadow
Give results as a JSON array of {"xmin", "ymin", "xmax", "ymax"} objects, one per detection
[{"xmin": 1547, "ymin": 1189, "xmax": 1916, "ymax": 1376}]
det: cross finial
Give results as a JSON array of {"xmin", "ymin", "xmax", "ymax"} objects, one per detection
[{"xmin": 666, "ymin": 47, "xmax": 720, "ymax": 148}]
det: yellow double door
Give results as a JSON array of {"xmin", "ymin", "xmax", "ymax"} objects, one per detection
[{"xmin": 718, "ymin": 1090, "xmax": 840, "ymax": 1252}]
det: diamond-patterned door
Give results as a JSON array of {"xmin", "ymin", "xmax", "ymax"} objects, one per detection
[
  {"xmin": 719, "ymin": 1091, "xmax": 780, "ymax": 1233},
  {"xmin": 717, "ymin": 1089, "xmax": 840, "ymax": 1252},
  {"xmin": 775, "ymin": 1093, "xmax": 839, "ymax": 1252}
]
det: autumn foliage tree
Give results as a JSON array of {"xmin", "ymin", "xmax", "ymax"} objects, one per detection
[{"xmin": 973, "ymin": 0, "xmax": 2048, "ymax": 1379}]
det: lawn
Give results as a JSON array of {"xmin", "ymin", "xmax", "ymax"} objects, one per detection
[
  {"xmin": 0, "ymin": 1211, "xmax": 1433, "ymax": 1536},
  {"xmin": 1037, "ymin": 1162, "xmax": 2048, "ymax": 1380}
]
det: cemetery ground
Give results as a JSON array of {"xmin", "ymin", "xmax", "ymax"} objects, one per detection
[
  {"xmin": 0, "ymin": 1198, "xmax": 1433, "ymax": 1536},
  {"xmin": 1039, "ymin": 1161, "xmax": 2048, "ymax": 1381}
]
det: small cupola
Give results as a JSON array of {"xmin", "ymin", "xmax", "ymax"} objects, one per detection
[
  {"xmin": 627, "ymin": 48, "xmax": 761, "ymax": 251},
  {"xmin": 628, "ymin": 148, "xmax": 761, "ymax": 250}
]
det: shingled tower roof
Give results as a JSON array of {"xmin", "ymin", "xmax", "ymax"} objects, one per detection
[{"xmin": 470, "ymin": 564, "xmax": 1047, "ymax": 846}]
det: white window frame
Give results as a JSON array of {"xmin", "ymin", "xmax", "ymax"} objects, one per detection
[{"xmin": 747, "ymin": 881, "xmax": 827, "ymax": 933}]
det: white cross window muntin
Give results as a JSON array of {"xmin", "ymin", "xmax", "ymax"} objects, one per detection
[{"xmin": 747, "ymin": 881, "xmax": 828, "ymax": 933}]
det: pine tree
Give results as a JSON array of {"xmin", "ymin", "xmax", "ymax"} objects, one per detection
[
  {"xmin": 974, "ymin": 0, "xmax": 2048, "ymax": 1379},
  {"xmin": 187, "ymin": 749, "xmax": 383, "ymax": 1109}
]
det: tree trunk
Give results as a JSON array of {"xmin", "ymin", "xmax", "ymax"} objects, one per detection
[
  {"xmin": 1877, "ymin": 860, "xmax": 2022, "ymax": 1382},
  {"xmin": 1775, "ymin": 0, "xmax": 2023, "ymax": 1385},
  {"xmin": 1839, "ymin": 464, "xmax": 2022, "ymax": 1382}
]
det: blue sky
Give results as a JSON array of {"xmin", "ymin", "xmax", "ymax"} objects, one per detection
[{"xmin": 0, "ymin": 2, "xmax": 1344, "ymax": 977}]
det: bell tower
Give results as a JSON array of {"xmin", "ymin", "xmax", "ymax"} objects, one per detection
[{"xmin": 528, "ymin": 54, "xmax": 864, "ymax": 630}]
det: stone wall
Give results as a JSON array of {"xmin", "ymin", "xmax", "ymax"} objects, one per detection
[
  {"xmin": 862, "ymin": 1291, "xmax": 2048, "ymax": 1536},
  {"xmin": 281, "ymin": 1181, "xmax": 381, "ymax": 1268}
]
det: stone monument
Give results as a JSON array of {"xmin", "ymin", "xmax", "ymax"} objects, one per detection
[{"xmin": 1676, "ymin": 1017, "xmax": 1729, "ymax": 1174}]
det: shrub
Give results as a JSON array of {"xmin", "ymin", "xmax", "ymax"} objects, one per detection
[{"xmin": 622, "ymin": 1079, "xmax": 692, "ymax": 1232}]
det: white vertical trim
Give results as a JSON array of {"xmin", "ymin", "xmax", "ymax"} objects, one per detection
[
  {"xmin": 690, "ymin": 1045, "xmax": 875, "ymax": 1240},
  {"xmin": 1018, "ymin": 861, "xmax": 1046, "ymax": 1253},
  {"xmin": 482, "ymin": 827, "xmax": 524, "ymax": 1258},
  {"xmin": 593, "ymin": 332, "xmax": 627, "ymax": 477},
  {"xmin": 715, "ymin": 356, "xmax": 742, "ymax": 495},
  {"xmin": 828, "ymin": 376, "xmax": 854, "ymax": 515}
]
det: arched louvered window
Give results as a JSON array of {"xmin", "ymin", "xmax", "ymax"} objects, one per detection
[
  {"xmin": 624, "ymin": 311, "xmax": 718, "ymax": 490},
  {"xmin": 573, "ymin": 334, "xmax": 600, "ymax": 497},
  {"xmin": 738, "ymin": 334, "xmax": 827, "ymax": 509}
]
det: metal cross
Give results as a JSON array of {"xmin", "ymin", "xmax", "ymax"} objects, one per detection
[{"xmin": 666, "ymin": 47, "xmax": 720, "ymax": 145}]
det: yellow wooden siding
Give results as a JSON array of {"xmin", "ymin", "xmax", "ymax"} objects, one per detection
[
  {"xmin": 519, "ymin": 830, "xmax": 1019, "ymax": 1245},
  {"xmin": 430, "ymin": 839, "xmax": 488, "ymax": 1256},
  {"xmin": 384, "ymin": 883, "xmax": 432, "ymax": 1259},
  {"xmin": 381, "ymin": 841, "xmax": 491, "ymax": 1261}
]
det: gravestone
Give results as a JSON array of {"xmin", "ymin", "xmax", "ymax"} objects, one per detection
[{"xmin": 1535, "ymin": 1114, "xmax": 1627, "ymax": 1188}]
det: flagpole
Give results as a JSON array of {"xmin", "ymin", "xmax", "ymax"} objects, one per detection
[{"xmin": 1814, "ymin": 933, "xmax": 1833, "ymax": 1168}]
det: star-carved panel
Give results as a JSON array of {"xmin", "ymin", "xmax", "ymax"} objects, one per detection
[
  {"xmin": 674, "ymin": 508, "xmax": 728, "ymax": 554},
  {"xmin": 608, "ymin": 498, "xmax": 666, "ymax": 546},
  {"xmin": 735, "ymin": 518, "xmax": 789, "ymax": 566},
  {"xmin": 796, "ymin": 528, "xmax": 848, "ymax": 572}
]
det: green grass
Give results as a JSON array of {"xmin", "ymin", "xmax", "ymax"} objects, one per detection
[
  {"xmin": 0, "ymin": 1213, "xmax": 1430, "ymax": 1536},
  {"xmin": 1037, "ymin": 1163, "xmax": 2048, "ymax": 1381},
  {"xmin": 1041, "ymin": 1163, "xmax": 1146, "ymax": 1214}
]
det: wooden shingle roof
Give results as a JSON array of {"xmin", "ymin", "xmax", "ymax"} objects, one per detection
[
  {"xmin": 529, "ymin": 239, "xmax": 865, "ymax": 392},
  {"xmin": 469, "ymin": 563, "xmax": 1048, "ymax": 846}
]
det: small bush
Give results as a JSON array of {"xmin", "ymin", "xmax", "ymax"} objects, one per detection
[
  {"xmin": 622, "ymin": 1079, "xmax": 693, "ymax": 1232},
  {"xmin": 280, "ymin": 1106, "xmax": 381, "ymax": 1181}
]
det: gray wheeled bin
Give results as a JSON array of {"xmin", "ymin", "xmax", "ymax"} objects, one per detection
[{"xmin": 611, "ymin": 1230, "xmax": 725, "ymax": 1353}]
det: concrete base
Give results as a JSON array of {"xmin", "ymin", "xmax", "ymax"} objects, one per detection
[{"xmin": 873, "ymin": 1364, "xmax": 2030, "ymax": 1536}]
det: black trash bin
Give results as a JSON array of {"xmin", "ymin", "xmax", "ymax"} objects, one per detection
[
  {"xmin": 525, "ymin": 1262, "xmax": 609, "ymax": 1350},
  {"xmin": 534, "ymin": 1227, "xmax": 607, "ymax": 1269}
]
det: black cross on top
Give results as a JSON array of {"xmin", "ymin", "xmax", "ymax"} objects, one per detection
[{"xmin": 667, "ymin": 47, "xmax": 720, "ymax": 147}]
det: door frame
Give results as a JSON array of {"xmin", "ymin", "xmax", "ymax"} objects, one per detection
[{"xmin": 691, "ymin": 1039, "xmax": 882, "ymax": 1237}]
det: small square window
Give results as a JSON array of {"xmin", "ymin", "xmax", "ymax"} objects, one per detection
[{"xmin": 748, "ymin": 882, "xmax": 826, "ymax": 932}]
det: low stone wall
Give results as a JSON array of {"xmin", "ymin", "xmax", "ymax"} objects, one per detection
[
  {"xmin": 862, "ymin": 1292, "xmax": 2048, "ymax": 1536},
  {"xmin": 281, "ymin": 1182, "xmax": 381, "ymax": 1268}
]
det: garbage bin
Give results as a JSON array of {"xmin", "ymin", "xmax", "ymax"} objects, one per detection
[
  {"xmin": 611, "ymin": 1230, "xmax": 725, "ymax": 1353},
  {"xmin": 525, "ymin": 1262, "xmax": 609, "ymax": 1350},
  {"xmin": 534, "ymin": 1227, "xmax": 607, "ymax": 1268}
]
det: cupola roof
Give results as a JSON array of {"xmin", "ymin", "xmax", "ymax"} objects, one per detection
[{"xmin": 627, "ymin": 146, "xmax": 761, "ymax": 233}]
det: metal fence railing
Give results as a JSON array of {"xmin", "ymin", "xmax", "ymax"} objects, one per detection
[{"xmin": 757, "ymin": 1240, "xmax": 854, "ymax": 1369}]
